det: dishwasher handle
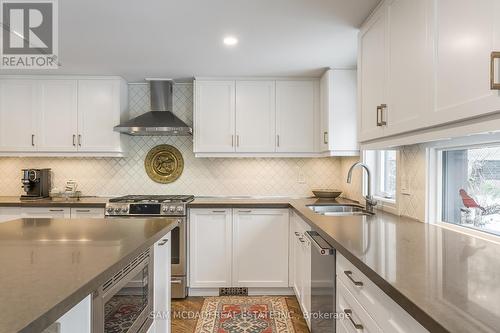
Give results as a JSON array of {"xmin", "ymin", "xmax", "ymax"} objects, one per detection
[{"xmin": 305, "ymin": 231, "xmax": 334, "ymax": 255}]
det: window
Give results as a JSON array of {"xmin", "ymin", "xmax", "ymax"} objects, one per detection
[
  {"xmin": 365, "ymin": 150, "xmax": 397, "ymax": 201},
  {"xmin": 441, "ymin": 145, "xmax": 500, "ymax": 236}
]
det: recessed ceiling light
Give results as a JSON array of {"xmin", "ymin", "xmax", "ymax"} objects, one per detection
[{"xmin": 223, "ymin": 36, "xmax": 238, "ymax": 46}]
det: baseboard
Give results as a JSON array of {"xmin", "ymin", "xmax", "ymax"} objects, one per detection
[{"xmin": 188, "ymin": 287, "xmax": 294, "ymax": 297}]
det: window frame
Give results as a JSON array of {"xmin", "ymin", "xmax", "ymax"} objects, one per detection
[
  {"xmin": 363, "ymin": 150, "xmax": 399, "ymax": 214},
  {"xmin": 427, "ymin": 135, "xmax": 500, "ymax": 243}
]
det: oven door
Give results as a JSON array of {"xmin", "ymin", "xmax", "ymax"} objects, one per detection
[{"xmin": 92, "ymin": 248, "xmax": 154, "ymax": 333}]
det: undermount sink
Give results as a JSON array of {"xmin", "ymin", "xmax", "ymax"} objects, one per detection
[{"xmin": 307, "ymin": 204, "xmax": 373, "ymax": 216}]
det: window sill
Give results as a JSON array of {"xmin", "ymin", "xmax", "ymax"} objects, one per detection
[{"xmin": 436, "ymin": 221, "xmax": 500, "ymax": 245}]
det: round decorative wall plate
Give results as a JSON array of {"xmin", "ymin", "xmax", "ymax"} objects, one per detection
[{"xmin": 144, "ymin": 145, "xmax": 184, "ymax": 184}]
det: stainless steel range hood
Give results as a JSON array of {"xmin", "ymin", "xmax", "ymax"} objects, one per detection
[{"xmin": 114, "ymin": 80, "xmax": 193, "ymax": 136}]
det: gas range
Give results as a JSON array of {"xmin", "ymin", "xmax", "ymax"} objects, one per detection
[{"xmin": 105, "ymin": 195, "xmax": 194, "ymax": 217}]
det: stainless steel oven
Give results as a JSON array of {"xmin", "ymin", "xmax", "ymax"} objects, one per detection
[
  {"xmin": 105, "ymin": 195, "xmax": 193, "ymax": 299},
  {"xmin": 92, "ymin": 247, "xmax": 153, "ymax": 333}
]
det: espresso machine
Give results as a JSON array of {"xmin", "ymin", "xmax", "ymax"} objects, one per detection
[{"xmin": 21, "ymin": 169, "xmax": 51, "ymax": 200}]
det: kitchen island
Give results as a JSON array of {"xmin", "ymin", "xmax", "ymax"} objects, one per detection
[{"xmin": 0, "ymin": 217, "xmax": 176, "ymax": 333}]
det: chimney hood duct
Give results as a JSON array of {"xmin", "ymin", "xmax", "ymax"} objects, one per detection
[{"xmin": 114, "ymin": 80, "xmax": 193, "ymax": 136}]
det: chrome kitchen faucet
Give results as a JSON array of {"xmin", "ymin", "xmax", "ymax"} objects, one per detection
[{"xmin": 347, "ymin": 162, "xmax": 377, "ymax": 214}]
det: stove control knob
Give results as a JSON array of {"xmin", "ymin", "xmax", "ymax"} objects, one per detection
[
  {"xmin": 106, "ymin": 207, "xmax": 114, "ymax": 214},
  {"xmin": 169, "ymin": 206, "xmax": 175, "ymax": 213},
  {"xmin": 162, "ymin": 206, "xmax": 169, "ymax": 213},
  {"xmin": 114, "ymin": 208, "xmax": 121, "ymax": 213},
  {"xmin": 121, "ymin": 207, "xmax": 128, "ymax": 213},
  {"xmin": 176, "ymin": 206, "xmax": 184, "ymax": 213}
]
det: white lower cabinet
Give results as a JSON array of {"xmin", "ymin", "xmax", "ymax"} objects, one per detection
[
  {"xmin": 153, "ymin": 233, "xmax": 171, "ymax": 333},
  {"xmin": 22, "ymin": 207, "xmax": 71, "ymax": 218},
  {"xmin": 51, "ymin": 295, "xmax": 92, "ymax": 333},
  {"xmin": 189, "ymin": 209, "xmax": 232, "ymax": 288},
  {"xmin": 290, "ymin": 212, "xmax": 312, "ymax": 328},
  {"xmin": 232, "ymin": 209, "xmax": 289, "ymax": 287},
  {"xmin": 189, "ymin": 208, "xmax": 289, "ymax": 290},
  {"xmin": 336, "ymin": 254, "xmax": 428, "ymax": 333},
  {"xmin": 0, "ymin": 207, "xmax": 22, "ymax": 223},
  {"xmin": 70, "ymin": 208, "xmax": 105, "ymax": 219}
]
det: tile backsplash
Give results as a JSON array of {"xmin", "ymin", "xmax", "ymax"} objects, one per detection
[{"xmin": 0, "ymin": 83, "xmax": 344, "ymax": 197}]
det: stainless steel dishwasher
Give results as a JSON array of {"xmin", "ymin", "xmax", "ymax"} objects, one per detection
[{"xmin": 305, "ymin": 231, "xmax": 336, "ymax": 333}]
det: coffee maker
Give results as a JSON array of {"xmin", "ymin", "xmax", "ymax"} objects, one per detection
[{"xmin": 21, "ymin": 169, "xmax": 51, "ymax": 200}]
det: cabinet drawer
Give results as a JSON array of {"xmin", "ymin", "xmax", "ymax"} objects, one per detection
[
  {"xmin": 337, "ymin": 254, "xmax": 428, "ymax": 333},
  {"xmin": 70, "ymin": 208, "xmax": 105, "ymax": 218},
  {"xmin": 337, "ymin": 279, "xmax": 381, "ymax": 333},
  {"xmin": 23, "ymin": 207, "xmax": 71, "ymax": 218}
]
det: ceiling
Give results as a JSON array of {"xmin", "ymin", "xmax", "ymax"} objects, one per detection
[{"xmin": 0, "ymin": 0, "xmax": 379, "ymax": 82}]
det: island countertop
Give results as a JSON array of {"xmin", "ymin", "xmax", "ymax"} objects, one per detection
[
  {"xmin": 190, "ymin": 197, "xmax": 500, "ymax": 333},
  {"xmin": 0, "ymin": 217, "xmax": 178, "ymax": 333}
]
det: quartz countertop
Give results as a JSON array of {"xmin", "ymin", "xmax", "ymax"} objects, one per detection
[
  {"xmin": 189, "ymin": 197, "xmax": 500, "ymax": 333},
  {"xmin": 0, "ymin": 217, "xmax": 178, "ymax": 333},
  {"xmin": 0, "ymin": 196, "xmax": 110, "ymax": 207}
]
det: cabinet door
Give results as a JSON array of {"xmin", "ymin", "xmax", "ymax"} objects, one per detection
[
  {"xmin": 22, "ymin": 207, "xmax": 71, "ymax": 218},
  {"xmin": 154, "ymin": 234, "xmax": 171, "ymax": 333},
  {"xmin": 384, "ymin": 0, "xmax": 432, "ymax": 136},
  {"xmin": 358, "ymin": 8, "xmax": 387, "ymax": 142},
  {"xmin": 432, "ymin": 0, "xmax": 500, "ymax": 125},
  {"xmin": 70, "ymin": 208, "xmax": 105, "ymax": 219},
  {"xmin": 194, "ymin": 80, "xmax": 235, "ymax": 153},
  {"xmin": 189, "ymin": 209, "xmax": 232, "ymax": 287},
  {"xmin": 232, "ymin": 209, "xmax": 289, "ymax": 287},
  {"xmin": 0, "ymin": 207, "xmax": 22, "ymax": 223},
  {"xmin": 0, "ymin": 80, "xmax": 38, "ymax": 151},
  {"xmin": 276, "ymin": 81, "xmax": 318, "ymax": 153},
  {"xmin": 54, "ymin": 295, "xmax": 92, "ymax": 333},
  {"xmin": 77, "ymin": 80, "xmax": 122, "ymax": 152},
  {"xmin": 301, "ymin": 236, "xmax": 311, "ymax": 328},
  {"xmin": 235, "ymin": 81, "xmax": 276, "ymax": 152},
  {"xmin": 38, "ymin": 80, "xmax": 78, "ymax": 151}
]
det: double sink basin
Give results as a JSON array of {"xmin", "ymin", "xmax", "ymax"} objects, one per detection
[{"xmin": 307, "ymin": 203, "xmax": 373, "ymax": 217}]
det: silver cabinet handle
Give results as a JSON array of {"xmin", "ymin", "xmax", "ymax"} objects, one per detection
[
  {"xmin": 305, "ymin": 231, "xmax": 334, "ymax": 255},
  {"xmin": 376, "ymin": 105, "xmax": 382, "ymax": 127},
  {"xmin": 323, "ymin": 131, "xmax": 328, "ymax": 144},
  {"xmin": 171, "ymin": 279, "xmax": 182, "ymax": 284},
  {"xmin": 212, "ymin": 210, "xmax": 226, "ymax": 213},
  {"xmin": 158, "ymin": 239, "xmax": 168, "ymax": 246},
  {"xmin": 298, "ymin": 237, "xmax": 305, "ymax": 243},
  {"xmin": 491, "ymin": 52, "xmax": 500, "ymax": 90},
  {"xmin": 294, "ymin": 232, "xmax": 300, "ymax": 237},
  {"xmin": 72, "ymin": 134, "xmax": 76, "ymax": 147},
  {"xmin": 344, "ymin": 270, "xmax": 363, "ymax": 286},
  {"xmin": 238, "ymin": 210, "xmax": 252, "ymax": 213},
  {"xmin": 344, "ymin": 309, "xmax": 364, "ymax": 330},
  {"xmin": 380, "ymin": 104, "xmax": 387, "ymax": 126},
  {"xmin": 276, "ymin": 135, "xmax": 280, "ymax": 147},
  {"xmin": 231, "ymin": 135, "xmax": 234, "ymax": 147},
  {"xmin": 78, "ymin": 134, "xmax": 82, "ymax": 146},
  {"xmin": 236, "ymin": 135, "xmax": 240, "ymax": 147},
  {"xmin": 75, "ymin": 209, "xmax": 90, "ymax": 213},
  {"xmin": 49, "ymin": 209, "xmax": 64, "ymax": 212},
  {"xmin": 31, "ymin": 134, "xmax": 35, "ymax": 146}
]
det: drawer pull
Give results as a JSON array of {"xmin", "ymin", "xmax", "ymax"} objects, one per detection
[
  {"xmin": 212, "ymin": 210, "xmax": 226, "ymax": 213},
  {"xmin": 75, "ymin": 209, "xmax": 90, "ymax": 213},
  {"xmin": 238, "ymin": 210, "xmax": 252, "ymax": 213},
  {"xmin": 344, "ymin": 309, "xmax": 364, "ymax": 330},
  {"xmin": 344, "ymin": 270, "xmax": 363, "ymax": 286},
  {"xmin": 158, "ymin": 239, "xmax": 168, "ymax": 246},
  {"xmin": 49, "ymin": 209, "xmax": 64, "ymax": 212},
  {"xmin": 294, "ymin": 232, "xmax": 300, "ymax": 236},
  {"xmin": 298, "ymin": 237, "xmax": 305, "ymax": 243}
]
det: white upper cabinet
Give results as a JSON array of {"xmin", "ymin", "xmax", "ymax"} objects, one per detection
[
  {"xmin": 359, "ymin": 8, "xmax": 387, "ymax": 142},
  {"xmin": 194, "ymin": 78, "xmax": 322, "ymax": 157},
  {"xmin": 431, "ymin": 0, "xmax": 500, "ymax": 125},
  {"xmin": 232, "ymin": 209, "xmax": 289, "ymax": 288},
  {"xmin": 0, "ymin": 76, "xmax": 127, "ymax": 156},
  {"xmin": 276, "ymin": 80, "xmax": 319, "ymax": 153},
  {"xmin": 384, "ymin": 0, "xmax": 432, "ymax": 136},
  {"xmin": 77, "ymin": 79, "xmax": 124, "ymax": 153},
  {"xmin": 194, "ymin": 80, "xmax": 236, "ymax": 153},
  {"xmin": 320, "ymin": 70, "xmax": 358, "ymax": 156},
  {"xmin": 235, "ymin": 81, "xmax": 276, "ymax": 152},
  {"xmin": 0, "ymin": 80, "xmax": 38, "ymax": 151},
  {"xmin": 38, "ymin": 80, "xmax": 78, "ymax": 151}
]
